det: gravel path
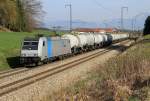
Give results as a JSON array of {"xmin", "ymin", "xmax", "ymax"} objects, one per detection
[{"xmin": 0, "ymin": 40, "xmax": 133, "ymax": 101}]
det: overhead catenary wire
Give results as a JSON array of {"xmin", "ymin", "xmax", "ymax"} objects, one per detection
[
  {"xmin": 91, "ymin": 0, "xmax": 116, "ymax": 15},
  {"xmin": 89, "ymin": 0, "xmax": 119, "ymax": 28}
]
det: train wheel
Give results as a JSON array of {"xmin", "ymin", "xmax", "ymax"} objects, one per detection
[
  {"xmin": 37, "ymin": 61, "xmax": 43, "ymax": 66},
  {"xmin": 43, "ymin": 59, "xmax": 48, "ymax": 64}
]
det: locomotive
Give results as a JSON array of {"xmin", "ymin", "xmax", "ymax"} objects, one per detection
[{"xmin": 20, "ymin": 33, "xmax": 129, "ymax": 66}]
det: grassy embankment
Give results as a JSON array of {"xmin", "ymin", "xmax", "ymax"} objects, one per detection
[
  {"xmin": 46, "ymin": 35, "xmax": 150, "ymax": 101},
  {"xmin": 0, "ymin": 30, "xmax": 62, "ymax": 70}
]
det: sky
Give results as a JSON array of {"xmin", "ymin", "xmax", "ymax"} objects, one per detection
[{"xmin": 42, "ymin": 0, "xmax": 150, "ymax": 29}]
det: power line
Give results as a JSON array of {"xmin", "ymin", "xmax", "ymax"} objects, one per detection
[{"xmin": 91, "ymin": 0, "xmax": 115, "ymax": 15}]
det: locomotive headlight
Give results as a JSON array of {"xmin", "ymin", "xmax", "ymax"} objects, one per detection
[
  {"xmin": 21, "ymin": 54, "xmax": 26, "ymax": 57},
  {"xmin": 34, "ymin": 54, "xmax": 38, "ymax": 57}
]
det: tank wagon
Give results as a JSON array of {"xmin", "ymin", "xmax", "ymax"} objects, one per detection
[
  {"xmin": 61, "ymin": 34, "xmax": 79, "ymax": 54},
  {"xmin": 20, "ymin": 33, "xmax": 129, "ymax": 66},
  {"xmin": 111, "ymin": 33, "xmax": 129, "ymax": 42},
  {"xmin": 76, "ymin": 34, "xmax": 88, "ymax": 51}
]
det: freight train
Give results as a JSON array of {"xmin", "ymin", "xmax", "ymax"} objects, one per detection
[{"xmin": 20, "ymin": 33, "xmax": 129, "ymax": 66}]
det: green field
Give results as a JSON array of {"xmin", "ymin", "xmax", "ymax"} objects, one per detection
[{"xmin": 0, "ymin": 30, "xmax": 58, "ymax": 70}]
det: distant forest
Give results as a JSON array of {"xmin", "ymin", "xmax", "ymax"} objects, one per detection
[{"xmin": 0, "ymin": 0, "xmax": 43, "ymax": 32}]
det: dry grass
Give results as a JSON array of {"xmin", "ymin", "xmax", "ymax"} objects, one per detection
[
  {"xmin": 95, "ymin": 39, "xmax": 150, "ymax": 101},
  {"xmin": 98, "ymin": 55, "xmax": 150, "ymax": 101}
]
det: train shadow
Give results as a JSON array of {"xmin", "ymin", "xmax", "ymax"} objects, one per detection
[
  {"xmin": 6, "ymin": 56, "xmax": 23, "ymax": 69},
  {"xmin": 108, "ymin": 44, "xmax": 130, "ymax": 53}
]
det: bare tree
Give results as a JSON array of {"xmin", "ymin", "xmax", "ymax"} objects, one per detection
[
  {"xmin": 0, "ymin": 0, "xmax": 43, "ymax": 31},
  {"xmin": 0, "ymin": 0, "xmax": 17, "ymax": 27},
  {"xmin": 21, "ymin": 0, "xmax": 43, "ymax": 31}
]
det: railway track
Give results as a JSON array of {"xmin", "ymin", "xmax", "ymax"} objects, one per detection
[
  {"xmin": 0, "ymin": 68, "xmax": 27, "ymax": 75},
  {"xmin": 0, "ymin": 48, "xmax": 109, "ymax": 79},
  {"xmin": 0, "ymin": 40, "xmax": 130, "ymax": 97},
  {"xmin": 0, "ymin": 50, "xmax": 105, "ymax": 81},
  {"xmin": 0, "ymin": 68, "xmax": 29, "ymax": 79}
]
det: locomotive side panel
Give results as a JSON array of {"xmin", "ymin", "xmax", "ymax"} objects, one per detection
[{"xmin": 47, "ymin": 38, "xmax": 71, "ymax": 58}]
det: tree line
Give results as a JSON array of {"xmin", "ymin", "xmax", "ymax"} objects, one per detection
[
  {"xmin": 144, "ymin": 16, "xmax": 150, "ymax": 35},
  {"xmin": 0, "ymin": 0, "xmax": 43, "ymax": 32}
]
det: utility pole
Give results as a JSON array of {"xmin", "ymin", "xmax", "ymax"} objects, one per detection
[
  {"xmin": 65, "ymin": 4, "xmax": 72, "ymax": 32},
  {"xmin": 121, "ymin": 7, "xmax": 128, "ymax": 30},
  {"xmin": 132, "ymin": 18, "xmax": 134, "ymax": 32}
]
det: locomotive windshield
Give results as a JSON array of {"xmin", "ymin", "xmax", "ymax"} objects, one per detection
[
  {"xmin": 22, "ymin": 38, "xmax": 39, "ymax": 50},
  {"xmin": 22, "ymin": 41, "xmax": 39, "ymax": 50}
]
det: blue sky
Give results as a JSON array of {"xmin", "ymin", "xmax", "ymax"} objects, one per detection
[{"xmin": 42, "ymin": 0, "xmax": 150, "ymax": 29}]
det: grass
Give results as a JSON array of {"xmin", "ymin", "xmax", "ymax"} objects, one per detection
[
  {"xmin": 0, "ymin": 30, "xmax": 60, "ymax": 70},
  {"xmin": 144, "ymin": 34, "xmax": 150, "ymax": 39},
  {"xmin": 45, "ymin": 35, "xmax": 150, "ymax": 101}
]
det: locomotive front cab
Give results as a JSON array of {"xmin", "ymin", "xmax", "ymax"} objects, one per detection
[{"xmin": 20, "ymin": 38, "xmax": 40, "ymax": 64}]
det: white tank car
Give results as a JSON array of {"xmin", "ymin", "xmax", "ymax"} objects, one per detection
[
  {"xmin": 121, "ymin": 34, "xmax": 129, "ymax": 39},
  {"xmin": 76, "ymin": 34, "xmax": 87, "ymax": 47},
  {"xmin": 81, "ymin": 33, "xmax": 95, "ymax": 46},
  {"xmin": 93, "ymin": 34, "xmax": 104, "ymax": 44},
  {"xmin": 98, "ymin": 34, "xmax": 105, "ymax": 43},
  {"xmin": 61, "ymin": 34, "xmax": 79, "ymax": 48},
  {"xmin": 111, "ymin": 34, "xmax": 128, "ymax": 41},
  {"xmin": 118, "ymin": 34, "xmax": 124, "ymax": 40},
  {"xmin": 119, "ymin": 34, "xmax": 123, "ymax": 39},
  {"xmin": 116, "ymin": 34, "xmax": 120, "ymax": 40},
  {"xmin": 115, "ymin": 34, "xmax": 120, "ymax": 40},
  {"xmin": 111, "ymin": 34, "xmax": 117, "ymax": 41},
  {"xmin": 101, "ymin": 34, "xmax": 108, "ymax": 42}
]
